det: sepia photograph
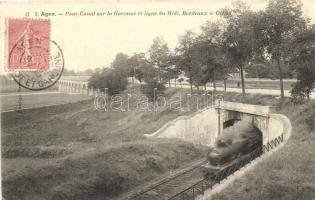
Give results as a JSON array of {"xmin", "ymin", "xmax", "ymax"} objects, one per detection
[{"xmin": 0, "ymin": 0, "xmax": 314, "ymax": 199}]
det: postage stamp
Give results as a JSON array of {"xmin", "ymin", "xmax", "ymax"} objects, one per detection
[
  {"xmin": 8, "ymin": 18, "xmax": 50, "ymax": 70},
  {"xmin": 7, "ymin": 18, "xmax": 64, "ymax": 90}
]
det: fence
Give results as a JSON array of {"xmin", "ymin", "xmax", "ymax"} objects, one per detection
[{"xmin": 168, "ymin": 134, "xmax": 284, "ymax": 200}]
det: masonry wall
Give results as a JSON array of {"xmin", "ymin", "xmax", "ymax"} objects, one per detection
[
  {"xmin": 145, "ymin": 108, "xmax": 219, "ymax": 146},
  {"xmin": 268, "ymin": 114, "xmax": 285, "ymax": 141}
]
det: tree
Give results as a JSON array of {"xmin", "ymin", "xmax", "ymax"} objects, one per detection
[
  {"xmin": 148, "ymin": 36, "xmax": 171, "ymax": 82},
  {"xmin": 221, "ymin": 1, "xmax": 257, "ymax": 98},
  {"xmin": 162, "ymin": 54, "xmax": 181, "ymax": 88},
  {"xmin": 259, "ymin": 0, "xmax": 307, "ymax": 100},
  {"xmin": 94, "ymin": 67, "xmax": 102, "ymax": 74},
  {"xmin": 140, "ymin": 61, "xmax": 166, "ymax": 101},
  {"xmin": 128, "ymin": 53, "xmax": 150, "ymax": 83},
  {"xmin": 185, "ymin": 40, "xmax": 211, "ymax": 91},
  {"xmin": 196, "ymin": 21, "xmax": 227, "ymax": 92},
  {"xmin": 142, "ymin": 63, "xmax": 159, "ymax": 83},
  {"xmin": 141, "ymin": 81, "xmax": 166, "ymax": 101},
  {"xmin": 88, "ymin": 68, "xmax": 128, "ymax": 95},
  {"xmin": 111, "ymin": 53, "xmax": 131, "ymax": 77},
  {"xmin": 290, "ymin": 27, "xmax": 315, "ymax": 101},
  {"xmin": 176, "ymin": 30, "xmax": 198, "ymax": 93}
]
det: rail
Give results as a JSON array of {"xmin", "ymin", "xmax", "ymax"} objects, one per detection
[
  {"xmin": 127, "ymin": 159, "xmax": 206, "ymax": 200},
  {"xmin": 168, "ymin": 134, "xmax": 284, "ymax": 200}
]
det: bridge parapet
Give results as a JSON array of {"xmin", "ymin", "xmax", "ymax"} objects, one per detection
[
  {"xmin": 216, "ymin": 101, "xmax": 285, "ymax": 145},
  {"xmin": 145, "ymin": 101, "xmax": 285, "ymax": 147},
  {"xmin": 216, "ymin": 101, "xmax": 271, "ymax": 117}
]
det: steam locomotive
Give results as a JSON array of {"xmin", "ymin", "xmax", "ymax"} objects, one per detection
[{"xmin": 201, "ymin": 120, "xmax": 262, "ymax": 177}]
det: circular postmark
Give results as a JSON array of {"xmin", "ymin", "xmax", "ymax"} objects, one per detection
[{"xmin": 9, "ymin": 39, "xmax": 64, "ymax": 90}]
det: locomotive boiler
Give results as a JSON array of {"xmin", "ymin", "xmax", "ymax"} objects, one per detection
[{"xmin": 201, "ymin": 120, "xmax": 262, "ymax": 177}]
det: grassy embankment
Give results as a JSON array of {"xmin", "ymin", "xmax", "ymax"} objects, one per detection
[{"xmin": 1, "ymin": 85, "xmax": 207, "ymax": 200}]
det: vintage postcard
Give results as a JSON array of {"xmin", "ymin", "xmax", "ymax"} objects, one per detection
[{"xmin": 0, "ymin": 0, "xmax": 314, "ymax": 200}]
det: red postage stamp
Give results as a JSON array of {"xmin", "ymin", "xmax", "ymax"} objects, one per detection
[{"xmin": 8, "ymin": 18, "xmax": 50, "ymax": 70}]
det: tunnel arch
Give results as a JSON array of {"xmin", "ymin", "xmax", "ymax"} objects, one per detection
[
  {"xmin": 223, "ymin": 119, "xmax": 241, "ymax": 129},
  {"xmin": 221, "ymin": 111, "xmax": 268, "ymax": 149}
]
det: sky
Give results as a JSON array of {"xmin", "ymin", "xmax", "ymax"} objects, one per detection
[{"xmin": 0, "ymin": 0, "xmax": 315, "ymax": 73}]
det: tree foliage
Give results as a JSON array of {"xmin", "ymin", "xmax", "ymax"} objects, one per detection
[
  {"xmin": 148, "ymin": 36, "xmax": 171, "ymax": 82},
  {"xmin": 128, "ymin": 53, "xmax": 151, "ymax": 83},
  {"xmin": 176, "ymin": 30, "xmax": 198, "ymax": 93},
  {"xmin": 258, "ymin": 0, "xmax": 307, "ymax": 99},
  {"xmin": 111, "ymin": 53, "xmax": 131, "ymax": 77},
  {"xmin": 88, "ymin": 0, "xmax": 315, "ymax": 102},
  {"xmin": 221, "ymin": 1, "xmax": 257, "ymax": 97},
  {"xmin": 197, "ymin": 21, "xmax": 227, "ymax": 89},
  {"xmin": 290, "ymin": 27, "xmax": 315, "ymax": 100},
  {"xmin": 141, "ymin": 80, "xmax": 166, "ymax": 101},
  {"xmin": 88, "ymin": 68, "xmax": 128, "ymax": 95}
]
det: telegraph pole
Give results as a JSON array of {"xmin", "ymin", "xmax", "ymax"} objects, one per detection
[
  {"xmin": 17, "ymin": 73, "xmax": 22, "ymax": 113},
  {"xmin": 154, "ymin": 88, "xmax": 157, "ymax": 118},
  {"xmin": 217, "ymin": 99, "xmax": 221, "ymax": 135},
  {"xmin": 18, "ymin": 84, "xmax": 22, "ymax": 112},
  {"xmin": 216, "ymin": 94, "xmax": 224, "ymax": 136}
]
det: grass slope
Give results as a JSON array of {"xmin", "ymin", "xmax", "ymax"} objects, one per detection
[
  {"xmin": 1, "ymin": 86, "xmax": 206, "ymax": 200},
  {"xmin": 3, "ymin": 139, "xmax": 204, "ymax": 200}
]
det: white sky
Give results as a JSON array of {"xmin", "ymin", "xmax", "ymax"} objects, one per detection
[{"xmin": 0, "ymin": 0, "xmax": 314, "ymax": 73}]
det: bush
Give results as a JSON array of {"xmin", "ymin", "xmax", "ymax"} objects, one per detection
[
  {"xmin": 88, "ymin": 68, "xmax": 128, "ymax": 95},
  {"xmin": 141, "ymin": 81, "xmax": 166, "ymax": 101},
  {"xmin": 290, "ymin": 81, "xmax": 312, "ymax": 104}
]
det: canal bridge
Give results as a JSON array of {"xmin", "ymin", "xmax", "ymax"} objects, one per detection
[{"xmin": 145, "ymin": 101, "xmax": 285, "ymax": 146}]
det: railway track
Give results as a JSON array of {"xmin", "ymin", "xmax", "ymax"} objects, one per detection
[
  {"xmin": 122, "ymin": 134, "xmax": 284, "ymax": 200},
  {"xmin": 133, "ymin": 166, "xmax": 204, "ymax": 200},
  {"xmin": 118, "ymin": 159, "xmax": 206, "ymax": 200},
  {"xmin": 122, "ymin": 151, "xmax": 260, "ymax": 200}
]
